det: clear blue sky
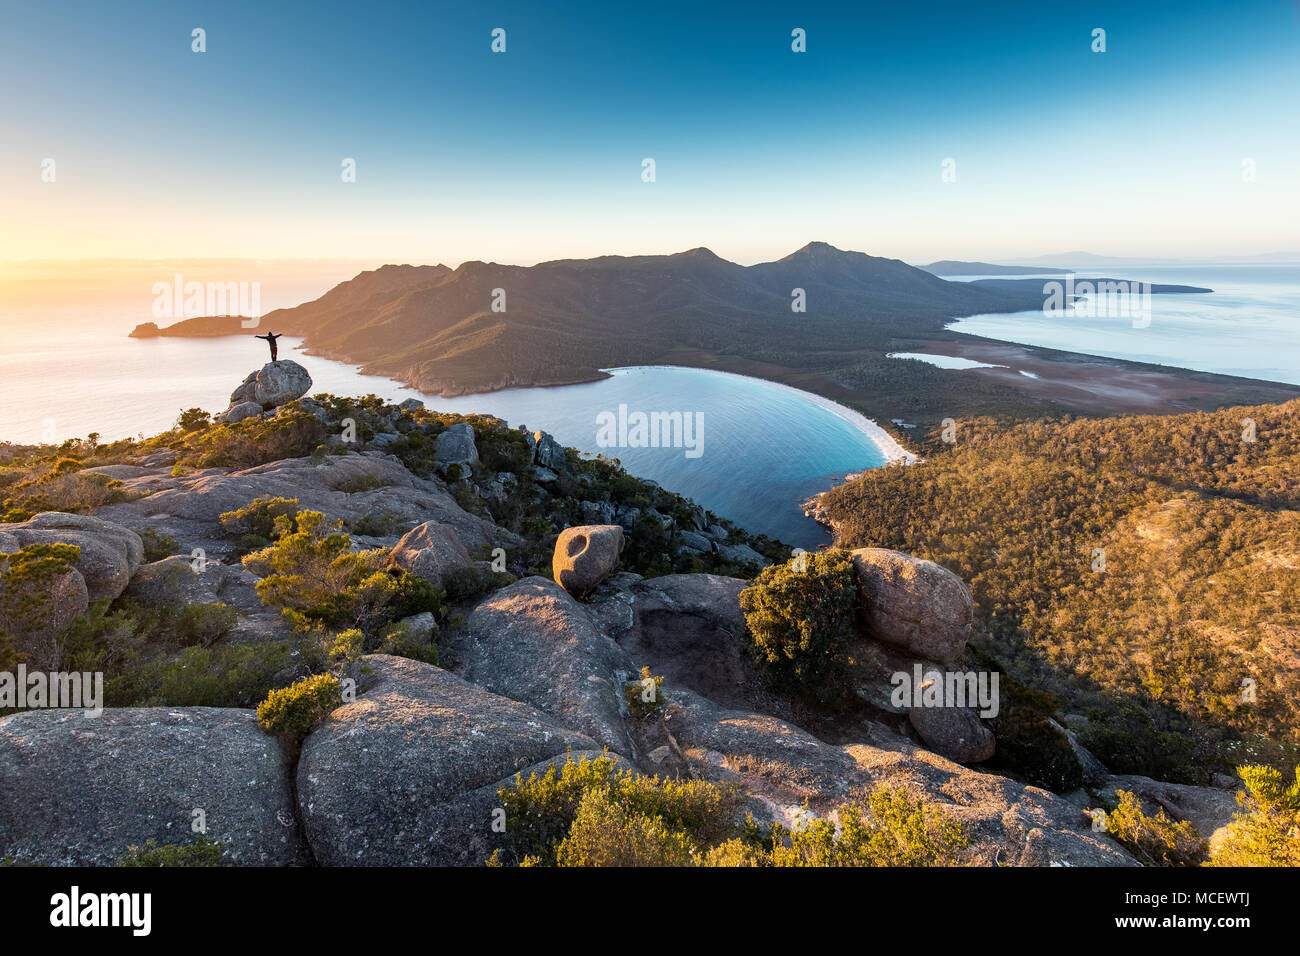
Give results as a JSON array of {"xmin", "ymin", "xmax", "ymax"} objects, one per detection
[{"xmin": 2, "ymin": 0, "xmax": 1297, "ymax": 264}]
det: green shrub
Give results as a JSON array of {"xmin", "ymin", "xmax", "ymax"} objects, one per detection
[
  {"xmin": 172, "ymin": 410, "xmax": 327, "ymax": 470},
  {"xmin": 137, "ymin": 528, "xmax": 181, "ymax": 562},
  {"xmin": 117, "ymin": 838, "xmax": 225, "ymax": 867},
  {"xmin": 555, "ymin": 788, "xmax": 697, "ymax": 867},
  {"xmin": 256, "ymin": 673, "xmax": 341, "ymax": 741},
  {"xmin": 374, "ymin": 622, "xmax": 439, "ymax": 664},
  {"xmin": 1104, "ymin": 790, "xmax": 1207, "ymax": 867},
  {"xmin": 623, "ymin": 666, "xmax": 666, "ymax": 718},
  {"xmin": 109, "ymin": 642, "xmax": 297, "ymax": 709},
  {"xmin": 219, "ymin": 496, "xmax": 301, "ymax": 541},
  {"xmin": 768, "ymin": 788, "xmax": 969, "ymax": 867},
  {"xmin": 335, "ymin": 473, "xmax": 388, "ymax": 494},
  {"xmin": 739, "ymin": 550, "xmax": 859, "ymax": 707},
  {"xmin": 244, "ymin": 510, "xmax": 443, "ymax": 637},
  {"xmin": 494, "ymin": 754, "xmax": 742, "ymax": 867},
  {"xmin": 443, "ymin": 564, "xmax": 515, "ymax": 603},
  {"xmin": 176, "ymin": 408, "xmax": 211, "ymax": 432},
  {"xmin": 1210, "ymin": 764, "xmax": 1300, "ymax": 867}
]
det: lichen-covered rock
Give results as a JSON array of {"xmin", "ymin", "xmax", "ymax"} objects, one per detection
[
  {"xmin": 296, "ymin": 655, "xmax": 598, "ymax": 866},
  {"xmin": 532, "ymin": 430, "xmax": 566, "ymax": 471},
  {"xmin": 387, "ymin": 521, "xmax": 472, "ymax": 589},
  {"xmin": 217, "ymin": 400, "xmax": 264, "ymax": 424},
  {"xmin": 850, "ymin": 547, "xmax": 974, "ymax": 663},
  {"xmin": 125, "ymin": 555, "xmax": 226, "ymax": 606},
  {"xmin": 0, "ymin": 512, "xmax": 143, "ymax": 602},
  {"xmin": 452, "ymin": 577, "xmax": 635, "ymax": 753},
  {"xmin": 0, "ymin": 708, "xmax": 305, "ymax": 866},
  {"xmin": 661, "ymin": 688, "xmax": 1135, "ymax": 866},
  {"xmin": 435, "ymin": 422, "xmax": 479, "ymax": 472},
  {"xmin": 553, "ymin": 524, "xmax": 624, "ymax": 598},
  {"xmin": 0, "ymin": 565, "xmax": 87, "ymax": 669}
]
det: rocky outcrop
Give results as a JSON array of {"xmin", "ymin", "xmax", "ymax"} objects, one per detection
[
  {"xmin": 0, "ymin": 512, "xmax": 143, "ymax": 602},
  {"xmin": 532, "ymin": 430, "xmax": 566, "ymax": 471},
  {"xmin": 96, "ymin": 451, "xmax": 498, "ymax": 563},
  {"xmin": 386, "ymin": 521, "xmax": 472, "ymax": 589},
  {"xmin": 434, "ymin": 423, "xmax": 479, "ymax": 473},
  {"xmin": 553, "ymin": 524, "xmax": 624, "ymax": 598},
  {"xmin": 296, "ymin": 655, "xmax": 600, "ymax": 866},
  {"xmin": 126, "ymin": 555, "xmax": 223, "ymax": 606},
  {"xmin": 850, "ymin": 548, "xmax": 973, "ymax": 663},
  {"xmin": 229, "ymin": 360, "xmax": 312, "ymax": 410},
  {"xmin": 909, "ymin": 702, "xmax": 996, "ymax": 763},
  {"xmin": 0, "ymin": 562, "xmax": 87, "ymax": 669},
  {"xmin": 451, "ymin": 578, "xmax": 636, "ymax": 753},
  {"xmin": 0, "ymin": 708, "xmax": 304, "ymax": 866},
  {"xmin": 218, "ymin": 400, "xmax": 264, "ymax": 424},
  {"xmin": 661, "ymin": 688, "xmax": 1134, "ymax": 866}
]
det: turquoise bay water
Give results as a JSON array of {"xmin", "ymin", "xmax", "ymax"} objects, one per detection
[
  {"xmin": 946, "ymin": 265, "xmax": 1300, "ymax": 385},
  {"xmin": 0, "ymin": 307, "xmax": 888, "ymax": 544},
  {"xmin": 432, "ymin": 366, "xmax": 890, "ymax": 547}
]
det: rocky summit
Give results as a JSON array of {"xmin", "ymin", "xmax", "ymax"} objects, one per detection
[
  {"xmin": 0, "ymin": 381, "xmax": 1247, "ymax": 869},
  {"xmin": 217, "ymin": 360, "xmax": 313, "ymax": 422}
]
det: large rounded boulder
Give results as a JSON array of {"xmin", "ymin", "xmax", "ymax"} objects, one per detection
[
  {"xmin": 909, "ymin": 703, "xmax": 996, "ymax": 764},
  {"xmin": 0, "ymin": 708, "xmax": 305, "ymax": 866},
  {"xmin": 387, "ymin": 521, "xmax": 472, "ymax": 589},
  {"xmin": 230, "ymin": 360, "xmax": 312, "ymax": 410},
  {"xmin": 296, "ymin": 655, "xmax": 599, "ymax": 866},
  {"xmin": 434, "ymin": 423, "xmax": 479, "ymax": 473},
  {"xmin": 849, "ymin": 548, "xmax": 973, "ymax": 663},
  {"xmin": 553, "ymin": 525, "xmax": 624, "ymax": 599}
]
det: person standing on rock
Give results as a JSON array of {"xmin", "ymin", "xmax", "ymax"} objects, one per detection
[{"xmin": 254, "ymin": 331, "xmax": 283, "ymax": 362}]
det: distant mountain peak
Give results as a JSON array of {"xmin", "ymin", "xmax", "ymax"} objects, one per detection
[{"xmin": 787, "ymin": 240, "xmax": 846, "ymax": 258}]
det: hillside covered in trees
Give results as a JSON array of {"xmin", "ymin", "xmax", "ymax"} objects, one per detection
[{"xmin": 818, "ymin": 397, "xmax": 1300, "ymax": 783}]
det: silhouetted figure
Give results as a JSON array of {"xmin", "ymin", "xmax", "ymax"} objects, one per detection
[{"xmin": 254, "ymin": 332, "xmax": 282, "ymax": 362}]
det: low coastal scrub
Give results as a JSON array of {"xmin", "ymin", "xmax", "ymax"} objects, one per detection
[
  {"xmin": 116, "ymin": 838, "xmax": 226, "ymax": 867},
  {"xmin": 739, "ymin": 551, "xmax": 859, "ymax": 708},
  {"xmin": 59, "ymin": 600, "xmax": 295, "ymax": 709},
  {"xmin": 488, "ymin": 754, "xmax": 969, "ymax": 867},
  {"xmin": 256, "ymin": 673, "xmax": 342, "ymax": 743},
  {"xmin": 820, "ymin": 399, "xmax": 1300, "ymax": 782},
  {"xmin": 1104, "ymin": 790, "xmax": 1208, "ymax": 867},
  {"xmin": 1210, "ymin": 764, "xmax": 1300, "ymax": 867},
  {"xmin": 242, "ymin": 509, "xmax": 443, "ymax": 642}
]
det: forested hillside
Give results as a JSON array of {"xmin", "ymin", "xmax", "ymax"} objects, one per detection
[{"xmin": 819, "ymin": 398, "xmax": 1300, "ymax": 782}]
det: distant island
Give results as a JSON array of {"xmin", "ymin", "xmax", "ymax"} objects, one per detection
[
  {"xmin": 967, "ymin": 277, "xmax": 1213, "ymax": 295},
  {"xmin": 130, "ymin": 315, "xmax": 260, "ymax": 338},
  {"xmin": 921, "ymin": 260, "xmax": 1073, "ymax": 276}
]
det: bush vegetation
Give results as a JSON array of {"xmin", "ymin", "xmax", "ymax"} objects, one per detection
[
  {"xmin": 256, "ymin": 673, "xmax": 342, "ymax": 742},
  {"xmin": 116, "ymin": 838, "xmax": 225, "ymax": 867},
  {"xmin": 1210, "ymin": 764, "xmax": 1300, "ymax": 867},
  {"xmin": 820, "ymin": 399, "xmax": 1300, "ymax": 782},
  {"xmin": 489, "ymin": 753, "xmax": 969, "ymax": 867},
  {"xmin": 1104, "ymin": 790, "xmax": 1208, "ymax": 867},
  {"xmin": 739, "ymin": 551, "xmax": 859, "ymax": 708}
]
